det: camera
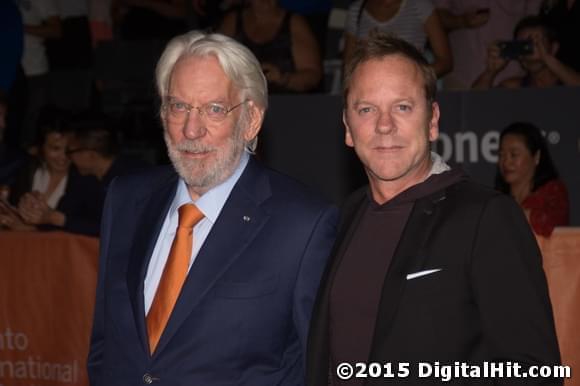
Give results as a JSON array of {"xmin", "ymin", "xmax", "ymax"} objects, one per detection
[{"xmin": 498, "ymin": 40, "xmax": 533, "ymax": 60}]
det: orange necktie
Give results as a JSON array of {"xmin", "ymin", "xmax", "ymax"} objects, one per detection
[{"xmin": 147, "ymin": 203, "xmax": 204, "ymax": 354}]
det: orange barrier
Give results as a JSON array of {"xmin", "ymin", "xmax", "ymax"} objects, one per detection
[
  {"xmin": 0, "ymin": 228, "xmax": 577, "ymax": 386},
  {"xmin": 539, "ymin": 228, "xmax": 580, "ymax": 386},
  {"xmin": 0, "ymin": 231, "xmax": 98, "ymax": 386}
]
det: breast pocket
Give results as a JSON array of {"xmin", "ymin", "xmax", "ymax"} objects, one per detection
[
  {"xmin": 212, "ymin": 275, "xmax": 279, "ymax": 299},
  {"xmin": 401, "ymin": 264, "xmax": 468, "ymax": 311}
]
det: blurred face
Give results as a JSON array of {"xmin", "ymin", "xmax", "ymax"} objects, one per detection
[
  {"xmin": 499, "ymin": 134, "xmax": 539, "ymax": 187},
  {"xmin": 162, "ymin": 55, "xmax": 261, "ymax": 196},
  {"xmin": 517, "ymin": 26, "xmax": 555, "ymax": 73},
  {"xmin": 343, "ymin": 56, "xmax": 439, "ymax": 197},
  {"xmin": 66, "ymin": 136, "xmax": 95, "ymax": 176},
  {"xmin": 42, "ymin": 132, "xmax": 70, "ymax": 174}
]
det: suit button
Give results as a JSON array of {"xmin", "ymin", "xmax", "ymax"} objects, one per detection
[{"xmin": 143, "ymin": 373, "xmax": 153, "ymax": 384}]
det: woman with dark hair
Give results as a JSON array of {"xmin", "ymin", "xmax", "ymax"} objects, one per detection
[
  {"xmin": 496, "ymin": 121, "xmax": 569, "ymax": 236},
  {"xmin": 7, "ymin": 108, "xmax": 71, "ymax": 209},
  {"xmin": 0, "ymin": 107, "xmax": 102, "ymax": 235}
]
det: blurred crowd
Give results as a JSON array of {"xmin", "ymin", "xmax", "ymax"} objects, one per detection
[
  {"xmin": 0, "ymin": 0, "xmax": 577, "ymax": 237},
  {"xmin": 2, "ymin": 0, "xmax": 579, "ymax": 143}
]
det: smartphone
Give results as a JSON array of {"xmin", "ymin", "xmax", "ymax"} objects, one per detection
[{"xmin": 498, "ymin": 40, "xmax": 533, "ymax": 59}]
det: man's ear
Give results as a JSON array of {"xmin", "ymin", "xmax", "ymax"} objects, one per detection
[
  {"xmin": 428, "ymin": 102, "xmax": 440, "ymax": 142},
  {"xmin": 242, "ymin": 101, "xmax": 264, "ymax": 143},
  {"xmin": 343, "ymin": 109, "xmax": 354, "ymax": 148}
]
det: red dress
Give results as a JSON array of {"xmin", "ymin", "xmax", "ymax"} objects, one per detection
[{"xmin": 522, "ymin": 179, "xmax": 569, "ymax": 237}]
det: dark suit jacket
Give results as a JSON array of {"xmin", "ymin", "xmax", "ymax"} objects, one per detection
[
  {"xmin": 307, "ymin": 180, "xmax": 561, "ymax": 385},
  {"xmin": 88, "ymin": 158, "xmax": 337, "ymax": 386}
]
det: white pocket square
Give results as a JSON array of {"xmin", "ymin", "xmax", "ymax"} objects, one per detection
[{"xmin": 406, "ymin": 268, "xmax": 442, "ymax": 280}]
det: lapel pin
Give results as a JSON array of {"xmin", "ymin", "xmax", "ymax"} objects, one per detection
[{"xmin": 243, "ymin": 216, "xmax": 251, "ymax": 222}]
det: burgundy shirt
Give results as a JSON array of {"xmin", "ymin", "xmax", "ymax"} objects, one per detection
[{"xmin": 329, "ymin": 168, "xmax": 465, "ymax": 386}]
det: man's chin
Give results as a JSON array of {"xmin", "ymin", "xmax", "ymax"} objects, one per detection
[{"xmin": 167, "ymin": 137, "xmax": 245, "ymax": 192}]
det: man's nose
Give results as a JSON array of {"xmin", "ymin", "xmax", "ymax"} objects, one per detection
[
  {"xmin": 183, "ymin": 109, "xmax": 206, "ymax": 139},
  {"xmin": 375, "ymin": 110, "xmax": 395, "ymax": 134}
]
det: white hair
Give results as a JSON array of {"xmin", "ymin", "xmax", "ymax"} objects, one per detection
[{"xmin": 156, "ymin": 31, "xmax": 267, "ymax": 151}]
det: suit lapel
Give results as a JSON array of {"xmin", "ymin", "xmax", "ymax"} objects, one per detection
[
  {"xmin": 126, "ymin": 172, "xmax": 178, "ymax": 354},
  {"xmin": 153, "ymin": 159, "xmax": 271, "ymax": 356},
  {"xmin": 368, "ymin": 189, "xmax": 447, "ymax": 362}
]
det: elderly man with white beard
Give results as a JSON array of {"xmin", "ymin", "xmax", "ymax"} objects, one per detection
[{"xmin": 87, "ymin": 31, "xmax": 337, "ymax": 386}]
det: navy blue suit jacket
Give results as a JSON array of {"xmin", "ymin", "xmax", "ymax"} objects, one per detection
[{"xmin": 88, "ymin": 158, "xmax": 337, "ymax": 386}]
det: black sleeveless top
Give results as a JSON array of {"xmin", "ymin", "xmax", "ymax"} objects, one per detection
[{"xmin": 235, "ymin": 9, "xmax": 296, "ymax": 93}]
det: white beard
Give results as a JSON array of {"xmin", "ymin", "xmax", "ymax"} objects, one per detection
[{"xmin": 165, "ymin": 122, "xmax": 246, "ymax": 192}]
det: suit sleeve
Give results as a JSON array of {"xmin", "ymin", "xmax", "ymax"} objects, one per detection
[
  {"xmin": 279, "ymin": 205, "xmax": 337, "ymax": 385},
  {"xmin": 470, "ymin": 194, "xmax": 562, "ymax": 385},
  {"xmin": 87, "ymin": 179, "xmax": 116, "ymax": 386}
]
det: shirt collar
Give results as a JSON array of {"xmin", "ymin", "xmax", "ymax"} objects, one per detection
[
  {"xmin": 427, "ymin": 151, "xmax": 451, "ymax": 177},
  {"xmin": 171, "ymin": 152, "xmax": 250, "ymax": 224}
]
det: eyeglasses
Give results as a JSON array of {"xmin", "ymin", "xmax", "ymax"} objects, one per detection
[{"xmin": 163, "ymin": 98, "xmax": 248, "ymax": 124}]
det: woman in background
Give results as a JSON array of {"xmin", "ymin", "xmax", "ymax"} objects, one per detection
[
  {"xmin": 343, "ymin": 0, "xmax": 452, "ymax": 77},
  {"xmin": 495, "ymin": 121, "xmax": 569, "ymax": 236},
  {"xmin": 0, "ymin": 108, "xmax": 102, "ymax": 235},
  {"xmin": 219, "ymin": 0, "xmax": 322, "ymax": 93},
  {"xmin": 8, "ymin": 110, "xmax": 70, "ymax": 210}
]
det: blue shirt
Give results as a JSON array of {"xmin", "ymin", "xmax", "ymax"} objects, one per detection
[{"xmin": 144, "ymin": 152, "xmax": 250, "ymax": 314}]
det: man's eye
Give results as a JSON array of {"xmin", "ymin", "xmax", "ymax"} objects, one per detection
[
  {"xmin": 358, "ymin": 106, "xmax": 375, "ymax": 115},
  {"xmin": 171, "ymin": 102, "xmax": 188, "ymax": 112},
  {"xmin": 396, "ymin": 104, "xmax": 411, "ymax": 112},
  {"xmin": 207, "ymin": 104, "xmax": 227, "ymax": 115}
]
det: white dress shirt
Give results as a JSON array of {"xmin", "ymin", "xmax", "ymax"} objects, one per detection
[{"xmin": 143, "ymin": 152, "xmax": 249, "ymax": 314}]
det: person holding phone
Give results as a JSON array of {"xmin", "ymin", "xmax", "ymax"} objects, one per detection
[
  {"xmin": 472, "ymin": 15, "xmax": 580, "ymax": 88},
  {"xmin": 435, "ymin": 0, "xmax": 542, "ymax": 90}
]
